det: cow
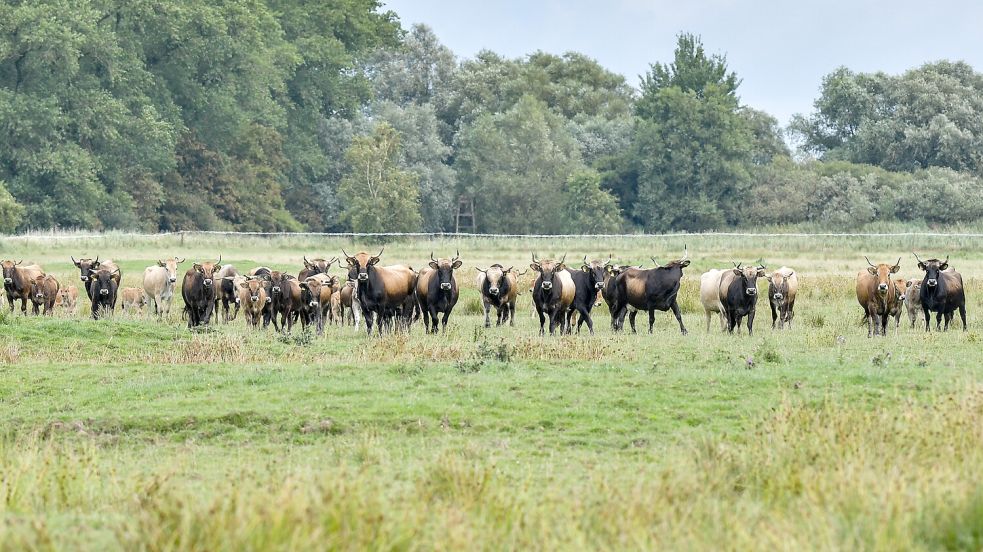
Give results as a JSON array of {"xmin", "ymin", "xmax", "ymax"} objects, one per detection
[
  {"xmin": 856, "ymin": 257, "xmax": 901, "ymax": 338},
  {"xmin": 248, "ymin": 266, "xmax": 275, "ymax": 327},
  {"xmin": 563, "ymin": 256, "xmax": 608, "ymax": 334},
  {"xmin": 530, "ymin": 254, "xmax": 575, "ymax": 336},
  {"xmin": 181, "ymin": 258, "xmax": 222, "ymax": 329},
  {"xmin": 343, "ymin": 248, "xmax": 417, "ymax": 335},
  {"xmin": 237, "ymin": 276, "xmax": 270, "ymax": 329},
  {"xmin": 299, "ymin": 256, "xmax": 339, "ymax": 281},
  {"xmin": 2, "ymin": 260, "xmax": 44, "ymax": 315},
  {"xmin": 718, "ymin": 262, "xmax": 766, "ymax": 335},
  {"xmin": 29, "ymin": 274, "xmax": 60, "ymax": 316},
  {"xmin": 215, "ymin": 264, "xmax": 240, "ymax": 322},
  {"xmin": 700, "ymin": 269, "xmax": 728, "ymax": 332},
  {"xmin": 56, "ymin": 285, "xmax": 79, "ymax": 313},
  {"xmin": 611, "ymin": 248, "xmax": 690, "ymax": 334},
  {"xmin": 143, "ymin": 257, "xmax": 184, "ymax": 318},
  {"xmin": 416, "ymin": 252, "xmax": 462, "ymax": 334},
  {"xmin": 298, "ymin": 274, "xmax": 335, "ymax": 335},
  {"xmin": 904, "ymin": 279, "xmax": 923, "ymax": 329},
  {"xmin": 268, "ymin": 271, "xmax": 303, "ymax": 333},
  {"xmin": 72, "ymin": 257, "xmax": 121, "ymax": 300},
  {"xmin": 120, "ymin": 287, "xmax": 147, "ymax": 315},
  {"xmin": 88, "ymin": 267, "xmax": 120, "ymax": 320},
  {"xmin": 913, "ymin": 253, "xmax": 967, "ymax": 332},
  {"xmin": 601, "ymin": 263, "xmax": 638, "ymax": 329},
  {"xmin": 766, "ymin": 267, "xmax": 798, "ymax": 330},
  {"xmin": 476, "ymin": 264, "xmax": 519, "ymax": 328},
  {"xmin": 336, "ymin": 280, "xmax": 361, "ymax": 328}
]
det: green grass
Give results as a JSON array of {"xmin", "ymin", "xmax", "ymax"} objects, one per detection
[{"xmin": 1, "ymin": 232, "xmax": 983, "ymax": 550}]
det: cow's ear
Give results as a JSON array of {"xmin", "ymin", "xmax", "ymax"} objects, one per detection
[
  {"xmin": 451, "ymin": 260, "xmax": 463, "ymax": 270},
  {"xmin": 917, "ymin": 261, "xmax": 926, "ymax": 271},
  {"xmin": 157, "ymin": 260, "xmax": 165, "ymax": 267},
  {"xmin": 733, "ymin": 268, "xmax": 743, "ymax": 275},
  {"xmin": 194, "ymin": 264, "xmax": 203, "ymax": 272},
  {"xmin": 529, "ymin": 263, "xmax": 540, "ymax": 272},
  {"xmin": 940, "ymin": 262, "xmax": 949, "ymax": 271},
  {"xmin": 429, "ymin": 261, "xmax": 439, "ymax": 270},
  {"xmin": 765, "ymin": 276, "xmax": 773, "ymax": 283},
  {"xmin": 557, "ymin": 263, "xmax": 566, "ymax": 270},
  {"xmin": 581, "ymin": 264, "xmax": 590, "ymax": 272},
  {"xmin": 679, "ymin": 260, "xmax": 691, "ymax": 268},
  {"xmin": 213, "ymin": 264, "xmax": 222, "ymax": 272},
  {"xmin": 756, "ymin": 269, "xmax": 766, "ymax": 278},
  {"xmin": 368, "ymin": 256, "xmax": 381, "ymax": 266},
  {"xmin": 890, "ymin": 264, "xmax": 900, "ymax": 274},
  {"xmin": 867, "ymin": 266, "xmax": 877, "ymax": 275},
  {"xmin": 239, "ymin": 282, "xmax": 250, "ymax": 289}
]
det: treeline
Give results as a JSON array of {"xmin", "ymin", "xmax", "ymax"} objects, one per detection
[{"xmin": 1, "ymin": 2, "xmax": 981, "ymax": 234}]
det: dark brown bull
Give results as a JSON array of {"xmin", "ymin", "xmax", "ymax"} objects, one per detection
[
  {"xmin": 89, "ymin": 267, "xmax": 120, "ymax": 319},
  {"xmin": 476, "ymin": 264, "xmax": 519, "ymax": 327},
  {"xmin": 269, "ymin": 271, "xmax": 303, "ymax": 333},
  {"xmin": 30, "ymin": 274, "xmax": 60, "ymax": 316},
  {"xmin": 416, "ymin": 251, "xmax": 462, "ymax": 334},
  {"xmin": 72, "ymin": 257, "xmax": 121, "ymax": 299},
  {"xmin": 855, "ymin": 256, "xmax": 901, "ymax": 337},
  {"xmin": 344, "ymin": 248, "xmax": 417, "ymax": 335},
  {"xmin": 611, "ymin": 248, "xmax": 690, "ymax": 334},
  {"xmin": 914, "ymin": 253, "xmax": 967, "ymax": 332},
  {"xmin": 181, "ymin": 257, "xmax": 222, "ymax": 328},
  {"xmin": 530, "ymin": 254, "xmax": 575, "ymax": 336},
  {"xmin": 2, "ymin": 260, "xmax": 44, "ymax": 315}
]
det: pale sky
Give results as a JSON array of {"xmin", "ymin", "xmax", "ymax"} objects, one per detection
[{"xmin": 381, "ymin": 0, "xmax": 983, "ymax": 125}]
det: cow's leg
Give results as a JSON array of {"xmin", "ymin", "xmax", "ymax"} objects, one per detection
[
  {"xmin": 364, "ymin": 310, "xmax": 374, "ymax": 335},
  {"xmin": 628, "ymin": 310, "xmax": 637, "ymax": 334},
  {"xmin": 20, "ymin": 297, "xmax": 28, "ymax": 316},
  {"xmin": 202, "ymin": 297, "xmax": 215, "ymax": 326},
  {"xmin": 6, "ymin": 293, "xmax": 12, "ymax": 312},
  {"xmin": 705, "ymin": 310, "xmax": 712, "ymax": 333},
  {"xmin": 646, "ymin": 309, "xmax": 655, "ymax": 333},
  {"xmin": 944, "ymin": 311, "xmax": 953, "ymax": 332},
  {"xmin": 670, "ymin": 301, "xmax": 686, "ymax": 335},
  {"xmin": 536, "ymin": 305, "xmax": 546, "ymax": 336},
  {"xmin": 421, "ymin": 306, "xmax": 431, "ymax": 332},
  {"xmin": 747, "ymin": 307, "xmax": 755, "ymax": 335},
  {"xmin": 483, "ymin": 301, "xmax": 492, "ymax": 328},
  {"xmin": 923, "ymin": 308, "xmax": 931, "ymax": 332},
  {"xmin": 428, "ymin": 306, "xmax": 439, "ymax": 334},
  {"xmin": 936, "ymin": 311, "xmax": 943, "ymax": 332},
  {"xmin": 959, "ymin": 305, "xmax": 968, "ymax": 331},
  {"xmin": 770, "ymin": 302, "xmax": 778, "ymax": 329},
  {"xmin": 440, "ymin": 310, "xmax": 450, "ymax": 333}
]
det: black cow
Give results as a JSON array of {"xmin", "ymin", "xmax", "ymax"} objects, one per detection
[
  {"xmin": 719, "ymin": 263, "xmax": 766, "ymax": 334},
  {"xmin": 416, "ymin": 252, "xmax": 462, "ymax": 334},
  {"xmin": 611, "ymin": 249, "xmax": 689, "ymax": 334},
  {"xmin": 564, "ymin": 256, "xmax": 608, "ymax": 334},
  {"xmin": 914, "ymin": 253, "xmax": 967, "ymax": 332},
  {"xmin": 88, "ymin": 268, "xmax": 119, "ymax": 320},
  {"xmin": 268, "ymin": 271, "xmax": 302, "ymax": 333},
  {"xmin": 530, "ymin": 254, "xmax": 575, "ymax": 336},
  {"xmin": 181, "ymin": 258, "xmax": 222, "ymax": 329}
]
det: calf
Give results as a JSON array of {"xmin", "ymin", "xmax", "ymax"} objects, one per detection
[
  {"xmin": 719, "ymin": 263, "xmax": 766, "ymax": 334},
  {"xmin": 89, "ymin": 268, "xmax": 120, "ymax": 319},
  {"xmin": 417, "ymin": 252, "xmax": 462, "ymax": 334},
  {"xmin": 181, "ymin": 258, "xmax": 222, "ymax": 328},
  {"xmin": 476, "ymin": 264, "xmax": 519, "ymax": 327},
  {"xmin": 143, "ymin": 257, "xmax": 184, "ymax": 318},
  {"xmin": 73, "ymin": 257, "xmax": 120, "ymax": 300},
  {"xmin": 337, "ymin": 280, "xmax": 361, "ymax": 328},
  {"xmin": 905, "ymin": 279, "xmax": 923, "ymax": 328},
  {"xmin": 237, "ymin": 277, "xmax": 270, "ymax": 328},
  {"xmin": 766, "ymin": 267, "xmax": 798, "ymax": 330},
  {"xmin": 30, "ymin": 274, "xmax": 60, "ymax": 316},
  {"xmin": 564, "ymin": 256, "xmax": 608, "ymax": 334},
  {"xmin": 343, "ymin": 248, "xmax": 417, "ymax": 335},
  {"xmin": 914, "ymin": 253, "xmax": 967, "ymax": 332},
  {"xmin": 120, "ymin": 287, "xmax": 147, "ymax": 315},
  {"xmin": 855, "ymin": 257, "xmax": 901, "ymax": 337},
  {"xmin": 2, "ymin": 260, "xmax": 44, "ymax": 315},
  {"xmin": 611, "ymin": 249, "xmax": 690, "ymax": 334},
  {"xmin": 56, "ymin": 285, "xmax": 79, "ymax": 313},
  {"xmin": 530, "ymin": 254, "xmax": 575, "ymax": 335}
]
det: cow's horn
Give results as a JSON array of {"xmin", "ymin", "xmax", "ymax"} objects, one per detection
[
  {"xmin": 912, "ymin": 251, "xmax": 924, "ymax": 264},
  {"xmin": 651, "ymin": 257, "xmax": 661, "ymax": 268},
  {"xmin": 304, "ymin": 255, "xmax": 310, "ymax": 266},
  {"xmin": 216, "ymin": 255, "xmax": 222, "ymax": 265},
  {"xmin": 176, "ymin": 257, "xmax": 185, "ymax": 263},
  {"xmin": 375, "ymin": 247, "xmax": 384, "ymax": 259},
  {"xmin": 452, "ymin": 249, "xmax": 460, "ymax": 262},
  {"xmin": 681, "ymin": 245, "xmax": 689, "ymax": 262},
  {"xmin": 341, "ymin": 248, "xmax": 351, "ymax": 260},
  {"xmin": 864, "ymin": 256, "xmax": 876, "ymax": 268},
  {"xmin": 474, "ymin": 266, "xmax": 486, "ymax": 273},
  {"xmin": 532, "ymin": 252, "xmax": 539, "ymax": 263},
  {"xmin": 894, "ymin": 257, "xmax": 901, "ymax": 268},
  {"xmin": 559, "ymin": 253, "xmax": 566, "ymax": 264},
  {"xmin": 733, "ymin": 262, "xmax": 742, "ymax": 269},
  {"xmin": 943, "ymin": 254, "xmax": 949, "ymax": 265},
  {"xmin": 71, "ymin": 256, "xmax": 77, "ymax": 265},
  {"xmin": 430, "ymin": 251, "xmax": 437, "ymax": 263}
]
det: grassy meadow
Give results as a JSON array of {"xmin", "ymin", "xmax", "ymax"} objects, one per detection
[{"xmin": 2, "ymin": 231, "xmax": 983, "ymax": 550}]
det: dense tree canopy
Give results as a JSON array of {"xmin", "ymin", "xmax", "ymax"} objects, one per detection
[{"xmin": 0, "ymin": 5, "xmax": 979, "ymax": 233}]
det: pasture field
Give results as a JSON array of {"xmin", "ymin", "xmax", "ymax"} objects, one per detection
[{"xmin": 2, "ymin": 232, "xmax": 983, "ymax": 550}]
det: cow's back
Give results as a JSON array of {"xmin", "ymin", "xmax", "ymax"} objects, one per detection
[
  {"xmin": 143, "ymin": 266, "xmax": 168, "ymax": 295},
  {"xmin": 855, "ymin": 271, "xmax": 874, "ymax": 308},
  {"xmin": 381, "ymin": 265, "xmax": 417, "ymax": 302},
  {"xmin": 416, "ymin": 267, "xmax": 435, "ymax": 300},
  {"xmin": 717, "ymin": 270, "xmax": 740, "ymax": 306},
  {"xmin": 700, "ymin": 270, "xmax": 725, "ymax": 312},
  {"xmin": 557, "ymin": 270, "xmax": 575, "ymax": 307}
]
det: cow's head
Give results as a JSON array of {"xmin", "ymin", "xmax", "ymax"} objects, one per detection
[
  {"xmin": 865, "ymin": 256, "xmax": 901, "ymax": 295},
  {"xmin": 72, "ymin": 256, "xmax": 101, "ymax": 283},
  {"xmin": 1, "ymin": 260, "xmax": 22, "ymax": 285},
  {"xmin": 158, "ymin": 257, "xmax": 184, "ymax": 283},
  {"xmin": 31, "ymin": 275, "xmax": 48, "ymax": 300},
  {"xmin": 300, "ymin": 277, "xmax": 323, "ymax": 309},
  {"xmin": 240, "ymin": 277, "xmax": 269, "ymax": 304},
  {"xmin": 476, "ymin": 264, "xmax": 513, "ymax": 297},
  {"xmin": 343, "ymin": 248, "xmax": 383, "ymax": 283},
  {"xmin": 56, "ymin": 287, "xmax": 72, "ymax": 305},
  {"xmin": 732, "ymin": 262, "xmax": 766, "ymax": 297},
  {"xmin": 906, "ymin": 278, "xmax": 922, "ymax": 295},
  {"xmin": 429, "ymin": 251, "xmax": 462, "ymax": 292},
  {"xmin": 530, "ymin": 253, "xmax": 566, "ymax": 292},
  {"xmin": 303, "ymin": 256, "xmax": 338, "ymax": 276},
  {"xmin": 193, "ymin": 257, "xmax": 221, "ymax": 288},
  {"xmin": 581, "ymin": 256, "xmax": 608, "ymax": 291},
  {"xmin": 90, "ymin": 268, "xmax": 118, "ymax": 297},
  {"xmin": 914, "ymin": 252, "xmax": 948, "ymax": 289},
  {"xmin": 268, "ymin": 271, "xmax": 292, "ymax": 298},
  {"xmin": 650, "ymin": 246, "xmax": 691, "ymax": 277},
  {"xmin": 766, "ymin": 269, "xmax": 795, "ymax": 302}
]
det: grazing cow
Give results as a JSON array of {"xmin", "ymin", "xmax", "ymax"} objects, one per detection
[
  {"xmin": 905, "ymin": 279, "xmax": 923, "ymax": 328},
  {"xmin": 719, "ymin": 263, "xmax": 766, "ymax": 334},
  {"xmin": 120, "ymin": 287, "xmax": 147, "ymax": 315},
  {"xmin": 268, "ymin": 271, "xmax": 303, "ymax": 333},
  {"xmin": 237, "ymin": 277, "xmax": 270, "ymax": 328},
  {"xmin": 343, "ymin": 248, "xmax": 417, "ymax": 335},
  {"xmin": 181, "ymin": 258, "xmax": 222, "ymax": 328},
  {"xmin": 611, "ymin": 248, "xmax": 690, "ymax": 334},
  {"xmin": 2, "ymin": 260, "xmax": 44, "ymax": 315},
  {"xmin": 563, "ymin": 256, "xmax": 609, "ymax": 334},
  {"xmin": 700, "ymin": 269, "xmax": 728, "ymax": 332},
  {"xmin": 215, "ymin": 264, "xmax": 240, "ymax": 322},
  {"xmin": 476, "ymin": 264, "xmax": 519, "ymax": 327},
  {"xmin": 29, "ymin": 274, "xmax": 60, "ymax": 315},
  {"xmin": 72, "ymin": 257, "xmax": 121, "ymax": 299},
  {"xmin": 530, "ymin": 254, "xmax": 575, "ymax": 335},
  {"xmin": 56, "ymin": 285, "xmax": 79, "ymax": 313},
  {"xmin": 855, "ymin": 257, "xmax": 901, "ymax": 338},
  {"xmin": 143, "ymin": 257, "xmax": 184, "ymax": 318},
  {"xmin": 299, "ymin": 256, "xmax": 339, "ymax": 281},
  {"xmin": 88, "ymin": 268, "xmax": 120, "ymax": 319},
  {"xmin": 913, "ymin": 253, "xmax": 967, "ymax": 332},
  {"xmin": 416, "ymin": 252, "xmax": 462, "ymax": 334},
  {"xmin": 766, "ymin": 267, "xmax": 798, "ymax": 330}
]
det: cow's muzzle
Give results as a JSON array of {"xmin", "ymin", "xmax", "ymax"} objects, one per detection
[
  {"xmin": 878, "ymin": 283, "xmax": 888, "ymax": 293},
  {"xmin": 309, "ymin": 300, "xmax": 318, "ymax": 308},
  {"xmin": 80, "ymin": 276, "xmax": 88, "ymax": 282},
  {"xmin": 595, "ymin": 282, "xmax": 604, "ymax": 290},
  {"xmin": 541, "ymin": 281, "xmax": 552, "ymax": 290},
  {"xmin": 357, "ymin": 273, "xmax": 368, "ymax": 281},
  {"xmin": 250, "ymin": 296, "xmax": 259, "ymax": 303},
  {"xmin": 265, "ymin": 297, "xmax": 272, "ymax": 304},
  {"xmin": 203, "ymin": 278, "xmax": 213, "ymax": 287},
  {"xmin": 3, "ymin": 278, "xmax": 11, "ymax": 284},
  {"xmin": 440, "ymin": 282, "xmax": 452, "ymax": 290},
  {"xmin": 168, "ymin": 277, "xmax": 176, "ymax": 283},
  {"xmin": 773, "ymin": 293, "xmax": 783, "ymax": 300},
  {"xmin": 488, "ymin": 287, "xmax": 499, "ymax": 296},
  {"xmin": 271, "ymin": 286, "xmax": 280, "ymax": 294},
  {"xmin": 927, "ymin": 279, "xmax": 938, "ymax": 288},
  {"xmin": 99, "ymin": 289, "xmax": 109, "ymax": 296},
  {"xmin": 746, "ymin": 288, "xmax": 757, "ymax": 296}
]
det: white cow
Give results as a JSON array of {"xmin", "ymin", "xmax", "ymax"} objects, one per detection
[
  {"xmin": 700, "ymin": 268, "xmax": 728, "ymax": 332},
  {"xmin": 143, "ymin": 257, "xmax": 184, "ymax": 318}
]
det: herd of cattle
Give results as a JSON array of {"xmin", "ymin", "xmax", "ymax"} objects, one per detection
[{"xmin": 0, "ymin": 248, "xmax": 968, "ymax": 337}]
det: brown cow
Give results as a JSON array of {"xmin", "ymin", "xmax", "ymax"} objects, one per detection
[
  {"xmin": 269, "ymin": 271, "xmax": 303, "ymax": 333},
  {"xmin": 56, "ymin": 285, "xmax": 79, "ymax": 313},
  {"xmin": 856, "ymin": 256, "xmax": 901, "ymax": 337},
  {"xmin": 182, "ymin": 258, "xmax": 222, "ymax": 328},
  {"xmin": 343, "ymin": 248, "xmax": 417, "ymax": 335},
  {"xmin": 766, "ymin": 267, "xmax": 798, "ymax": 330},
  {"xmin": 904, "ymin": 279, "xmax": 923, "ymax": 328},
  {"xmin": 237, "ymin": 277, "xmax": 269, "ymax": 328},
  {"xmin": 30, "ymin": 274, "xmax": 60, "ymax": 316},
  {"xmin": 416, "ymin": 252, "xmax": 462, "ymax": 334},
  {"xmin": 530, "ymin": 254, "xmax": 576, "ymax": 335},
  {"xmin": 336, "ymin": 280, "xmax": 361, "ymax": 328},
  {"xmin": 299, "ymin": 256, "xmax": 339, "ymax": 281},
  {"xmin": 72, "ymin": 257, "xmax": 120, "ymax": 299},
  {"xmin": 120, "ymin": 287, "xmax": 147, "ymax": 315},
  {"xmin": 475, "ymin": 264, "xmax": 520, "ymax": 327},
  {"xmin": 2, "ymin": 260, "xmax": 44, "ymax": 315}
]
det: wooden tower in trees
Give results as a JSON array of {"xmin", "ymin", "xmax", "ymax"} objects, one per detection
[{"xmin": 455, "ymin": 197, "xmax": 475, "ymax": 234}]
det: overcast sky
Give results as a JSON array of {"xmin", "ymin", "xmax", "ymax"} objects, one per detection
[{"xmin": 381, "ymin": 0, "xmax": 983, "ymax": 125}]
